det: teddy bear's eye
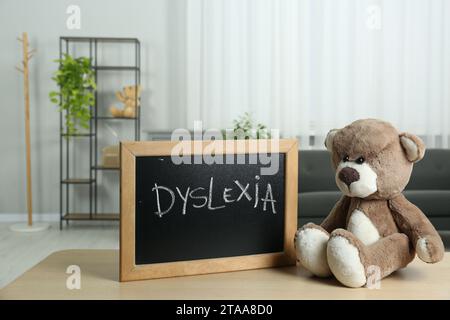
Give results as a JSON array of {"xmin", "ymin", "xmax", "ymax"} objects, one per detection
[
  {"xmin": 343, "ymin": 155, "xmax": 349, "ymax": 162},
  {"xmin": 356, "ymin": 157, "xmax": 365, "ymax": 164}
]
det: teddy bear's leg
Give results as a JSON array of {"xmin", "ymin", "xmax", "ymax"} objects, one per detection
[
  {"xmin": 327, "ymin": 229, "xmax": 414, "ymax": 288},
  {"xmin": 326, "ymin": 229, "xmax": 367, "ymax": 287},
  {"xmin": 294, "ymin": 223, "xmax": 332, "ymax": 277},
  {"xmin": 361, "ymin": 233, "xmax": 415, "ymax": 279}
]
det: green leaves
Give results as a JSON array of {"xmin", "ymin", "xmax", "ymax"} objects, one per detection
[
  {"xmin": 226, "ymin": 112, "xmax": 271, "ymax": 140},
  {"xmin": 49, "ymin": 54, "xmax": 96, "ymax": 135}
]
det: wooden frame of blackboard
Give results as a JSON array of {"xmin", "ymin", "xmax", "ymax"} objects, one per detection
[{"xmin": 120, "ymin": 139, "xmax": 298, "ymax": 282}]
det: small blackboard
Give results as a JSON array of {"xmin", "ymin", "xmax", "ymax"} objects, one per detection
[{"xmin": 120, "ymin": 140, "xmax": 297, "ymax": 281}]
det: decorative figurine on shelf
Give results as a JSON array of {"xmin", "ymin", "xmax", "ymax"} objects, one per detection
[{"xmin": 109, "ymin": 85, "xmax": 141, "ymax": 118}]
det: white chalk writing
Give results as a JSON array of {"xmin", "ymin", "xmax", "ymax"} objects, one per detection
[{"xmin": 152, "ymin": 175, "xmax": 277, "ymax": 217}]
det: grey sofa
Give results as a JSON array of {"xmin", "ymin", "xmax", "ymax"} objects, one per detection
[{"xmin": 298, "ymin": 149, "xmax": 450, "ymax": 230}]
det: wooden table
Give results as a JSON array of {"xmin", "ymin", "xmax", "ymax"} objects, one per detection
[{"xmin": 1, "ymin": 250, "xmax": 449, "ymax": 299}]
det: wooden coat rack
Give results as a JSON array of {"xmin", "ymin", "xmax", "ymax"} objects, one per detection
[{"xmin": 11, "ymin": 32, "xmax": 49, "ymax": 232}]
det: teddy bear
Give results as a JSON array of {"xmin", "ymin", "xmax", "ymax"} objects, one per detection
[
  {"xmin": 294, "ymin": 119, "xmax": 444, "ymax": 288},
  {"xmin": 110, "ymin": 85, "xmax": 141, "ymax": 118}
]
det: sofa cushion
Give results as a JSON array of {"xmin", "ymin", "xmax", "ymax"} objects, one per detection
[
  {"xmin": 407, "ymin": 149, "xmax": 450, "ymax": 190},
  {"xmin": 298, "ymin": 150, "xmax": 336, "ymax": 193},
  {"xmin": 403, "ymin": 190, "xmax": 450, "ymax": 217},
  {"xmin": 298, "ymin": 149, "xmax": 450, "ymax": 192},
  {"xmin": 297, "ymin": 149, "xmax": 450, "ymax": 230},
  {"xmin": 298, "ymin": 191, "xmax": 341, "ymax": 218}
]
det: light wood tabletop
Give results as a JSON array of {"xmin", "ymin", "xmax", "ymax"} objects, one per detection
[{"xmin": 1, "ymin": 250, "xmax": 449, "ymax": 300}]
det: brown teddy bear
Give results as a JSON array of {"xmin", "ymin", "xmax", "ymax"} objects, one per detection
[
  {"xmin": 295, "ymin": 119, "xmax": 444, "ymax": 287},
  {"xmin": 110, "ymin": 85, "xmax": 141, "ymax": 118}
]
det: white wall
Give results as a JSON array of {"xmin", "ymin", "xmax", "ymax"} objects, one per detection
[
  {"xmin": 2, "ymin": 0, "xmax": 450, "ymax": 217},
  {"xmin": 0, "ymin": 0, "xmax": 174, "ymax": 215}
]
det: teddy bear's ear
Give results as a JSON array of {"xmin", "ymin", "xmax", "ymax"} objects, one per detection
[
  {"xmin": 324, "ymin": 129, "xmax": 338, "ymax": 152},
  {"xmin": 399, "ymin": 133, "xmax": 426, "ymax": 163}
]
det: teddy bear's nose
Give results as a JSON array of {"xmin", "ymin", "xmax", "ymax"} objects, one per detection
[{"xmin": 339, "ymin": 167, "xmax": 360, "ymax": 187}]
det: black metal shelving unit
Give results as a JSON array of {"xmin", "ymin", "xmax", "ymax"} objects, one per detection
[{"xmin": 59, "ymin": 37, "xmax": 141, "ymax": 229}]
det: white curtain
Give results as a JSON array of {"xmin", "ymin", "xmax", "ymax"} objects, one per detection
[{"xmin": 183, "ymin": 0, "xmax": 450, "ymax": 148}]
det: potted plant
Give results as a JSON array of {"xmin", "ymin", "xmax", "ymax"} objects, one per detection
[
  {"xmin": 49, "ymin": 54, "xmax": 96, "ymax": 135},
  {"xmin": 223, "ymin": 112, "xmax": 271, "ymax": 140}
]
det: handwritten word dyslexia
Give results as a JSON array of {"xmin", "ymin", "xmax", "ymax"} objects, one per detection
[{"xmin": 152, "ymin": 176, "xmax": 277, "ymax": 217}]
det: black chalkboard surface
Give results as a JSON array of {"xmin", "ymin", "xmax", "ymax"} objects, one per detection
[
  {"xmin": 135, "ymin": 154, "xmax": 286, "ymax": 265},
  {"xmin": 120, "ymin": 139, "xmax": 297, "ymax": 281}
]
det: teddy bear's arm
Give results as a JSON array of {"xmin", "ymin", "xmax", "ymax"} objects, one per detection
[
  {"xmin": 115, "ymin": 91, "xmax": 126, "ymax": 103},
  {"xmin": 320, "ymin": 196, "xmax": 351, "ymax": 233},
  {"xmin": 389, "ymin": 194, "xmax": 444, "ymax": 263}
]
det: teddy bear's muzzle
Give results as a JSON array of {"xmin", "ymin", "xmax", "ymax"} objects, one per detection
[{"xmin": 338, "ymin": 167, "xmax": 360, "ymax": 186}]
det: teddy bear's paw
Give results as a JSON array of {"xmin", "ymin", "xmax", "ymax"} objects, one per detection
[
  {"xmin": 294, "ymin": 225, "xmax": 331, "ymax": 277},
  {"xmin": 416, "ymin": 236, "xmax": 444, "ymax": 263},
  {"xmin": 416, "ymin": 238, "xmax": 433, "ymax": 263},
  {"xmin": 327, "ymin": 231, "xmax": 366, "ymax": 288}
]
